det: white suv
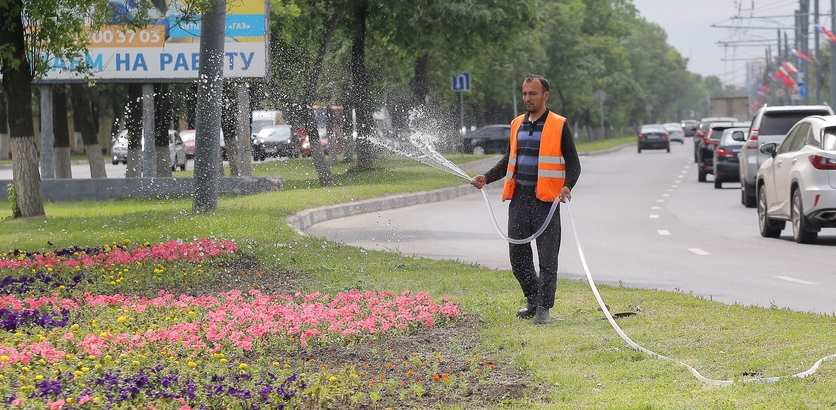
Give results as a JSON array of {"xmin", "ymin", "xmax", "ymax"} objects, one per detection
[
  {"xmin": 756, "ymin": 115, "xmax": 836, "ymax": 243},
  {"xmin": 740, "ymin": 105, "xmax": 834, "ymax": 207}
]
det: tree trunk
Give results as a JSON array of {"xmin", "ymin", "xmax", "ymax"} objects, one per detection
[
  {"xmin": 410, "ymin": 53, "xmax": 430, "ymax": 106},
  {"xmin": 1, "ymin": 0, "xmax": 44, "ymax": 217},
  {"xmin": 193, "ymin": 0, "xmax": 226, "ymax": 213},
  {"xmin": 222, "ymin": 82, "xmax": 241, "ymax": 177},
  {"xmin": 53, "ymin": 85, "xmax": 72, "ymax": 179},
  {"xmin": 154, "ymin": 83, "xmax": 172, "ymax": 177},
  {"xmin": 351, "ymin": 1, "xmax": 375, "ymax": 169},
  {"xmin": 125, "ymin": 84, "xmax": 143, "ymax": 177},
  {"xmin": 0, "ymin": 89, "xmax": 8, "ymax": 160},
  {"xmin": 70, "ymin": 84, "xmax": 106, "ymax": 178}
]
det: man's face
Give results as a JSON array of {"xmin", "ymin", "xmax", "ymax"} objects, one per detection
[{"xmin": 522, "ymin": 79, "xmax": 549, "ymax": 114}]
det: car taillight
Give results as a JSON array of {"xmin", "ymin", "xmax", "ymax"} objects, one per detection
[
  {"xmin": 716, "ymin": 149, "xmax": 734, "ymax": 158},
  {"xmin": 638, "ymin": 134, "xmax": 645, "ymax": 139},
  {"xmin": 663, "ymin": 133, "xmax": 669, "ymax": 139},
  {"xmin": 745, "ymin": 134, "xmax": 759, "ymax": 149},
  {"xmin": 809, "ymin": 155, "xmax": 836, "ymax": 170}
]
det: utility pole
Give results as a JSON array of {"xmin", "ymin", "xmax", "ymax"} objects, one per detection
[
  {"xmin": 831, "ymin": 0, "xmax": 836, "ymax": 108},
  {"xmin": 777, "ymin": 29, "xmax": 782, "ymax": 61},
  {"xmin": 815, "ymin": 0, "xmax": 822, "ymax": 104}
]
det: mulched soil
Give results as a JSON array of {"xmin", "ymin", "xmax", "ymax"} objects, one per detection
[{"xmin": 172, "ymin": 254, "xmax": 547, "ymax": 409}]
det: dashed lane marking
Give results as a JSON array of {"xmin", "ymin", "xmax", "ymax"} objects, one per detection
[
  {"xmin": 649, "ymin": 215, "xmax": 660, "ymax": 219},
  {"xmin": 656, "ymin": 199, "xmax": 665, "ymax": 203},
  {"xmin": 651, "ymin": 206, "xmax": 661, "ymax": 210},
  {"xmin": 774, "ymin": 276, "xmax": 818, "ymax": 285},
  {"xmin": 657, "ymin": 230, "xmax": 670, "ymax": 235},
  {"xmin": 688, "ymin": 248, "xmax": 711, "ymax": 256}
]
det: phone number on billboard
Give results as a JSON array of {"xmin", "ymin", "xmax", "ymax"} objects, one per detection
[{"xmin": 90, "ymin": 26, "xmax": 166, "ymax": 47}]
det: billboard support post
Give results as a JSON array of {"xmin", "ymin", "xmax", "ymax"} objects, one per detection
[
  {"xmin": 141, "ymin": 83, "xmax": 156, "ymax": 177},
  {"xmin": 39, "ymin": 85, "xmax": 55, "ymax": 179}
]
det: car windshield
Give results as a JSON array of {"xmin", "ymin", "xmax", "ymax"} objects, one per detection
[
  {"xmin": 640, "ymin": 126, "xmax": 665, "ymax": 133},
  {"xmin": 721, "ymin": 129, "xmax": 748, "ymax": 145},
  {"xmin": 823, "ymin": 129, "xmax": 836, "ymax": 150},
  {"xmin": 663, "ymin": 124, "xmax": 680, "ymax": 131},
  {"xmin": 759, "ymin": 111, "xmax": 831, "ymax": 135},
  {"xmin": 260, "ymin": 127, "xmax": 291, "ymax": 139}
]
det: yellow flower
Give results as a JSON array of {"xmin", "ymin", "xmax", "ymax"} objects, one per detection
[
  {"xmin": 187, "ymin": 361, "xmax": 196, "ymax": 368},
  {"xmin": 34, "ymin": 375, "xmax": 44, "ymax": 381},
  {"xmin": 81, "ymin": 367, "xmax": 90, "ymax": 372},
  {"xmin": 329, "ymin": 376, "xmax": 337, "ymax": 382},
  {"xmin": 70, "ymin": 324, "xmax": 79, "ymax": 332},
  {"xmin": 66, "ymin": 398, "xmax": 75, "ymax": 404},
  {"xmin": 219, "ymin": 358, "xmax": 227, "ymax": 364},
  {"xmin": 117, "ymin": 316, "xmax": 129, "ymax": 324},
  {"xmin": 74, "ymin": 371, "xmax": 83, "ymax": 378},
  {"xmin": 37, "ymin": 359, "xmax": 46, "ymax": 365},
  {"xmin": 131, "ymin": 360, "xmax": 140, "ymax": 366},
  {"xmin": 238, "ymin": 363, "xmax": 247, "ymax": 370},
  {"xmin": 122, "ymin": 239, "xmax": 131, "ymax": 246}
]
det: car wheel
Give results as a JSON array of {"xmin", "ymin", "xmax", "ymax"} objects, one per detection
[
  {"xmin": 758, "ymin": 186, "xmax": 784, "ymax": 238},
  {"xmin": 698, "ymin": 169, "xmax": 706, "ymax": 182},
  {"xmin": 741, "ymin": 182, "xmax": 757, "ymax": 208},
  {"xmin": 112, "ymin": 160, "xmax": 118, "ymax": 165},
  {"xmin": 179, "ymin": 162, "xmax": 186, "ymax": 171},
  {"xmin": 472, "ymin": 146, "xmax": 485, "ymax": 155},
  {"xmin": 666, "ymin": 145, "xmax": 670, "ymax": 153},
  {"xmin": 791, "ymin": 189, "xmax": 818, "ymax": 244},
  {"xmin": 714, "ymin": 178, "xmax": 722, "ymax": 189},
  {"xmin": 637, "ymin": 145, "xmax": 642, "ymax": 153}
]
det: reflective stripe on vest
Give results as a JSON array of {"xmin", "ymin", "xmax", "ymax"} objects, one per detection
[{"xmin": 502, "ymin": 112, "xmax": 567, "ymax": 202}]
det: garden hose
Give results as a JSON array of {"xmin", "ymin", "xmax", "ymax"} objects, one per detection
[{"xmin": 478, "ymin": 188, "xmax": 836, "ymax": 385}]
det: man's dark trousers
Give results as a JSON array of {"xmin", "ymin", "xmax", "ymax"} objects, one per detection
[{"xmin": 508, "ymin": 185, "xmax": 561, "ymax": 310}]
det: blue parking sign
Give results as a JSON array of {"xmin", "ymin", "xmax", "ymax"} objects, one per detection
[{"xmin": 451, "ymin": 72, "xmax": 471, "ymax": 92}]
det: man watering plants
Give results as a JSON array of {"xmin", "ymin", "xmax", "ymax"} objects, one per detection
[{"xmin": 470, "ymin": 74, "xmax": 581, "ymax": 325}]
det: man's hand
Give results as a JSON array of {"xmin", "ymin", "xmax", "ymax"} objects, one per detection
[
  {"xmin": 560, "ymin": 186, "xmax": 572, "ymax": 202},
  {"xmin": 470, "ymin": 175, "xmax": 487, "ymax": 189}
]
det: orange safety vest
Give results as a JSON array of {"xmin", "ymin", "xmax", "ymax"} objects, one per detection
[{"xmin": 502, "ymin": 112, "xmax": 567, "ymax": 202}]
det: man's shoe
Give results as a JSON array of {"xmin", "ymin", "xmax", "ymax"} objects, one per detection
[
  {"xmin": 516, "ymin": 303, "xmax": 536, "ymax": 319},
  {"xmin": 534, "ymin": 306, "xmax": 552, "ymax": 325}
]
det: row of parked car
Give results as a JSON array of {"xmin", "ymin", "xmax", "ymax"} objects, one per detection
[
  {"xmin": 111, "ymin": 126, "xmax": 330, "ymax": 168},
  {"xmin": 685, "ymin": 105, "xmax": 836, "ymax": 244}
]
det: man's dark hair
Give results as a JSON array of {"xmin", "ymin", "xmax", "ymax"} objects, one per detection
[{"xmin": 524, "ymin": 74, "xmax": 550, "ymax": 92}]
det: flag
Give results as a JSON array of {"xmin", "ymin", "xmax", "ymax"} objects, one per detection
[
  {"xmin": 816, "ymin": 24, "xmax": 836, "ymax": 42},
  {"xmin": 782, "ymin": 61, "xmax": 798, "ymax": 74},
  {"xmin": 769, "ymin": 72, "xmax": 779, "ymax": 81},
  {"xmin": 776, "ymin": 67, "xmax": 788, "ymax": 79},
  {"xmin": 782, "ymin": 75, "xmax": 796, "ymax": 88},
  {"xmin": 757, "ymin": 91, "xmax": 766, "ymax": 97},
  {"xmin": 760, "ymin": 84, "xmax": 770, "ymax": 92},
  {"xmin": 791, "ymin": 48, "xmax": 811, "ymax": 61}
]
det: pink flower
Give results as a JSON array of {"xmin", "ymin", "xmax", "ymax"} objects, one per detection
[
  {"xmin": 11, "ymin": 398, "xmax": 24, "ymax": 406},
  {"xmin": 48, "ymin": 399, "xmax": 65, "ymax": 409},
  {"xmin": 78, "ymin": 395, "xmax": 94, "ymax": 404}
]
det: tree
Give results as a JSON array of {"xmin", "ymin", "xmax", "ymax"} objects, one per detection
[
  {"xmin": 0, "ymin": 0, "xmax": 141, "ymax": 217},
  {"xmin": 70, "ymin": 83, "xmax": 107, "ymax": 178},
  {"xmin": 53, "ymin": 85, "xmax": 72, "ymax": 178}
]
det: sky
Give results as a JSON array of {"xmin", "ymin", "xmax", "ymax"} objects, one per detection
[{"xmin": 629, "ymin": 0, "xmax": 820, "ymax": 86}]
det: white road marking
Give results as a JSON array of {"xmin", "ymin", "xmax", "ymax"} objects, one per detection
[
  {"xmin": 675, "ymin": 180, "xmax": 682, "ymax": 183},
  {"xmin": 649, "ymin": 214, "xmax": 660, "ymax": 219},
  {"xmin": 662, "ymin": 194, "xmax": 670, "ymax": 197},
  {"xmin": 688, "ymin": 248, "xmax": 711, "ymax": 256},
  {"xmin": 672, "ymin": 185, "xmax": 679, "ymax": 188},
  {"xmin": 685, "ymin": 165, "xmax": 691, "ymax": 168},
  {"xmin": 651, "ymin": 206, "xmax": 661, "ymax": 210},
  {"xmin": 667, "ymin": 189, "xmax": 674, "ymax": 192},
  {"xmin": 657, "ymin": 230, "xmax": 671, "ymax": 235},
  {"xmin": 656, "ymin": 199, "xmax": 665, "ymax": 203},
  {"xmin": 774, "ymin": 276, "xmax": 818, "ymax": 285}
]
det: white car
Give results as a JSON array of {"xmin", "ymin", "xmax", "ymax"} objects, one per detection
[
  {"xmin": 663, "ymin": 123, "xmax": 685, "ymax": 143},
  {"xmin": 756, "ymin": 115, "xmax": 836, "ymax": 243},
  {"xmin": 111, "ymin": 129, "xmax": 187, "ymax": 171}
]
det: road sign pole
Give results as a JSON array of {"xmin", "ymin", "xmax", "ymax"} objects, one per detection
[{"xmin": 459, "ymin": 91, "xmax": 464, "ymax": 135}]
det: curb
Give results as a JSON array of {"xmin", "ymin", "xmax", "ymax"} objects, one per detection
[
  {"xmin": 288, "ymin": 143, "xmax": 629, "ymax": 234},
  {"xmin": 0, "ymin": 160, "xmax": 89, "ymax": 171}
]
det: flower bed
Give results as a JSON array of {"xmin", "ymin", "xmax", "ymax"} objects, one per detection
[{"xmin": 0, "ymin": 239, "xmax": 498, "ymax": 409}]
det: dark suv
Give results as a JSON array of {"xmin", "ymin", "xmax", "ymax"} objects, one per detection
[
  {"xmin": 739, "ymin": 105, "xmax": 834, "ymax": 207},
  {"xmin": 460, "ymin": 124, "xmax": 511, "ymax": 155},
  {"xmin": 697, "ymin": 121, "xmax": 750, "ymax": 182},
  {"xmin": 693, "ymin": 117, "xmax": 738, "ymax": 162}
]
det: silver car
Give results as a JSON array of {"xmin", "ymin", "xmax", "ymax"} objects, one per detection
[
  {"xmin": 740, "ymin": 105, "xmax": 834, "ymax": 208},
  {"xmin": 111, "ymin": 129, "xmax": 187, "ymax": 171},
  {"xmin": 663, "ymin": 123, "xmax": 685, "ymax": 143},
  {"xmin": 756, "ymin": 115, "xmax": 836, "ymax": 243}
]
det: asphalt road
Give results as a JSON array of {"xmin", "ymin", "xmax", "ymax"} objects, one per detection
[{"xmin": 305, "ymin": 140, "xmax": 836, "ymax": 314}]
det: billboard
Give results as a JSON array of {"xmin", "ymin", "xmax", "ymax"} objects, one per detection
[{"xmin": 41, "ymin": 0, "xmax": 267, "ymax": 82}]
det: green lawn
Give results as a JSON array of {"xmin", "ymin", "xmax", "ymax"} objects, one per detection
[{"xmin": 2, "ymin": 147, "xmax": 835, "ymax": 408}]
